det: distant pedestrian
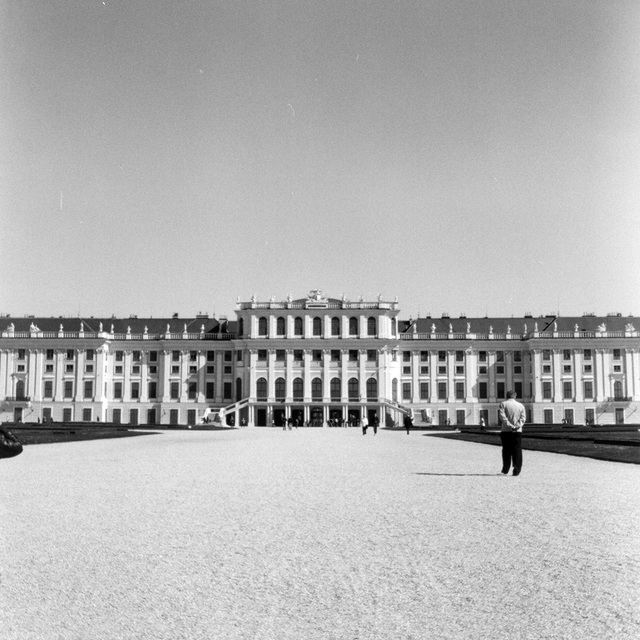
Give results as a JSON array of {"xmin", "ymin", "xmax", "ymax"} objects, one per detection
[
  {"xmin": 480, "ymin": 417, "xmax": 486, "ymax": 431},
  {"xmin": 373, "ymin": 417, "xmax": 379, "ymax": 435},
  {"xmin": 404, "ymin": 414, "xmax": 412, "ymax": 434},
  {"xmin": 499, "ymin": 390, "xmax": 526, "ymax": 476},
  {"xmin": 361, "ymin": 416, "xmax": 368, "ymax": 435}
]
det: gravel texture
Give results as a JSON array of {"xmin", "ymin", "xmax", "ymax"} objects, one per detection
[{"xmin": 1, "ymin": 427, "xmax": 639, "ymax": 640}]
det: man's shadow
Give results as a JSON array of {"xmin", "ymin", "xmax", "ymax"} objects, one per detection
[{"xmin": 414, "ymin": 473, "xmax": 501, "ymax": 477}]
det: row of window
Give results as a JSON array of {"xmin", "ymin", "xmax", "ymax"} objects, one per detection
[{"xmin": 251, "ymin": 316, "xmax": 379, "ymax": 337}]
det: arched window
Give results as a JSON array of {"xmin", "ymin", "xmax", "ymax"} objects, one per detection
[
  {"xmin": 256, "ymin": 377, "xmax": 268, "ymax": 400},
  {"xmin": 348, "ymin": 377, "xmax": 359, "ymax": 401},
  {"xmin": 391, "ymin": 319, "xmax": 397, "ymax": 336},
  {"xmin": 392, "ymin": 378, "xmax": 398, "ymax": 402},
  {"xmin": 330, "ymin": 378, "xmax": 341, "ymax": 401},
  {"xmin": 238, "ymin": 318, "xmax": 244, "ymax": 337},
  {"xmin": 258, "ymin": 317, "xmax": 268, "ymax": 336},
  {"xmin": 331, "ymin": 317, "xmax": 341, "ymax": 336},
  {"xmin": 311, "ymin": 377, "xmax": 322, "ymax": 401},
  {"xmin": 293, "ymin": 377, "xmax": 304, "ymax": 401},
  {"xmin": 367, "ymin": 317, "xmax": 377, "ymax": 336},
  {"xmin": 366, "ymin": 378, "xmax": 378, "ymax": 400},
  {"xmin": 235, "ymin": 378, "xmax": 243, "ymax": 401},
  {"xmin": 275, "ymin": 377, "xmax": 286, "ymax": 400},
  {"xmin": 276, "ymin": 317, "xmax": 285, "ymax": 336},
  {"xmin": 313, "ymin": 317, "xmax": 322, "ymax": 336},
  {"xmin": 294, "ymin": 317, "xmax": 303, "ymax": 335},
  {"xmin": 614, "ymin": 380, "xmax": 624, "ymax": 400},
  {"xmin": 349, "ymin": 317, "xmax": 359, "ymax": 336},
  {"xmin": 16, "ymin": 379, "xmax": 25, "ymax": 399}
]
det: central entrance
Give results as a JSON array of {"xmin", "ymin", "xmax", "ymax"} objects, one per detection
[{"xmin": 310, "ymin": 407, "xmax": 323, "ymax": 426}]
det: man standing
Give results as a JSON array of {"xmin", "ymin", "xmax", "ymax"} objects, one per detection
[{"xmin": 498, "ymin": 390, "xmax": 526, "ymax": 476}]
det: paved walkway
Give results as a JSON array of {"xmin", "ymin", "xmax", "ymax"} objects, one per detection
[{"xmin": 1, "ymin": 427, "xmax": 639, "ymax": 640}]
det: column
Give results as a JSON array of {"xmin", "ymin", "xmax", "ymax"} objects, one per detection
[
  {"xmin": 197, "ymin": 349, "xmax": 206, "ymax": 403},
  {"xmin": 595, "ymin": 349, "xmax": 606, "ymax": 402},
  {"xmin": 532, "ymin": 350, "xmax": 542, "ymax": 402},
  {"xmin": 160, "ymin": 350, "xmax": 171, "ymax": 402},
  {"xmin": 552, "ymin": 349, "xmax": 563, "ymax": 401},
  {"xmin": 429, "ymin": 350, "xmax": 437, "ymax": 403},
  {"xmin": 54, "ymin": 349, "xmax": 65, "ymax": 401}
]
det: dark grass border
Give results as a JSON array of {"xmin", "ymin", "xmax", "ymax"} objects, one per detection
[{"xmin": 428, "ymin": 430, "xmax": 640, "ymax": 465}]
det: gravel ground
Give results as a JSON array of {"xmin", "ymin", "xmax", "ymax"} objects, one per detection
[{"xmin": 1, "ymin": 427, "xmax": 639, "ymax": 640}]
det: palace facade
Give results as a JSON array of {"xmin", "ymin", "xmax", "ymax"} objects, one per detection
[{"xmin": 1, "ymin": 291, "xmax": 639, "ymax": 427}]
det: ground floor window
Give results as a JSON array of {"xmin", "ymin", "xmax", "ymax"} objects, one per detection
[
  {"xmin": 130, "ymin": 409, "xmax": 139, "ymax": 425},
  {"xmin": 563, "ymin": 409, "xmax": 573, "ymax": 425},
  {"xmin": 187, "ymin": 409, "xmax": 197, "ymax": 425},
  {"xmin": 112, "ymin": 409, "xmax": 121, "ymax": 424},
  {"xmin": 585, "ymin": 408, "xmax": 595, "ymax": 425},
  {"xmin": 543, "ymin": 408, "xmax": 553, "ymax": 424},
  {"xmin": 456, "ymin": 409, "xmax": 465, "ymax": 425},
  {"xmin": 438, "ymin": 409, "xmax": 448, "ymax": 426},
  {"xmin": 82, "ymin": 408, "xmax": 92, "ymax": 422},
  {"xmin": 615, "ymin": 408, "xmax": 625, "ymax": 424},
  {"xmin": 170, "ymin": 409, "xmax": 179, "ymax": 425}
]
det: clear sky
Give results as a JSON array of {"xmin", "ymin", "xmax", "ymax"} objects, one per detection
[{"xmin": 2, "ymin": 1, "xmax": 639, "ymax": 320}]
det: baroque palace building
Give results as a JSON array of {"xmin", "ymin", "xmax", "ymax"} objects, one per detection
[{"xmin": 1, "ymin": 290, "xmax": 639, "ymax": 427}]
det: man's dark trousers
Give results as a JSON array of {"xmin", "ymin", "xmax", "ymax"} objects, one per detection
[{"xmin": 500, "ymin": 432, "xmax": 523, "ymax": 474}]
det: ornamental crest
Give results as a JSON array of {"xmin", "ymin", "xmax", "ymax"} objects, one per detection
[{"xmin": 307, "ymin": 289, "xmax": 327, "ymax": 302}]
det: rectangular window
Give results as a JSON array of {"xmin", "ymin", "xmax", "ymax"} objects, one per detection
[
  {"xmin": 420, "ymin": 382, "xmax": 429, "ymax": 400},
  {"xmin": 116, "ymin": 351, "xmax": 123, "ymax": 362},
  {"xmin": 478, "ymin": 365, "xmax": 487, "ymax": 375},
  {"xmin": 129, "ymin": 409, "xmax": 139, "ymax": 426},
  {"xmin": 349, "ymin": 350, "xmax": 358, "ymax": 362},
  {"xmin": 563, "ymin": 349, "xmax": 571, "ymax": 361},
  {"xmin": 224, "ymin": 365, "xmax": 232, "ymax": 374},
  {"xmin": 585, "ymin": 408, "xmax": 595, "ymax": 425},
  {"xmin": 189, "ymin": 351, "xmax": 197, "ymax": 362},
  {"xmin": 543, "ymin": 381, "xmax": 552, "ymax": 399},
  {"xmin": 149, "ymin": 351, "xmax": 158, "ymax": 362},
  {"xmin": 189, "ymin": 366, "xmax": 197, "ymax": 374},
  {"xmin": 170, "ymin": 409, "xmax": 179, "ymax": 425},
  {"xmin": 46, "ymin": 349, "xmax": 54, "ymax": 360},
  {"xmin": 65, "ymin": 364, "xmax": 74, "ymax": 373},
  {"xmin": 276, "ymin": 350, "xmax": 286, "ymax": 361},
  {"xmin": 583, "ymin": 349, "xmax": 592, "ymax": 361},
  {"xmin": 188, "ymin": 382, "xmax": 197, "ymax": 399},
  {"xmin": 563, "ymin": 381, "xmax": 573, "ymax": 400},
  {"xmin": 257, "ymin": 350, "xmax": 267, "ymax": 361},
  {"xmin": 224, "ymin": 351, "xmax": 232, "ymax": 362},
  {"xmin": 44, "ymin": 380, "xmax": 53, "ymax": 398},
  {"xmin": 206, "ymin": 351, "xmax": 215, "ymax": 362},
  {"xmin": 513, "ymin": 351, "xmax": 522, "ymax": 362},
  {"xmin": 147, "ymin": 409, "xmax": 156, "ymax": 424},
  {"xmin": 133, "ymin": 351, "xmax": 141, "ymax": 362},
  {"xmin": 114, "ymin": 382, "xmax": 122, "ymax": 399},
  {"xmin": 402, "ymin": 382, "xmax": 411, "ymax": 400},
  {"xmin": 172, "ymin": 350, "xmax": 180, "ymax": 362},
  {"xmin": 420, "ymin": 351, "xmax": 429, "ymax": 362},
  {"xmin": 187, "ymin": 409, "xmax": 197, "ymax": 425},
  {"xmin": 85, "ymin": 364, "xmax": 94, "ymax": 373},
  {"xmin": 82, "ymin": 408, "xmax": 92, "ymax": 422},
  {"xmin": 148, "ymin": 381, "xmax": 157, "ymax": 399},
  {"xmin": 496, "ymin": 382, "xmax": 505, "ymax": 399},
  {"xmin": 584, "ymin": 365, "xmax": 592, "ymax": 373},
  {"xmin": 496, "ymin": 365, "xmax": 505, "ymax": 375},
  {"xmin": 170, "ymin": 382, "xmax": 180, "ymax": 399},
  {"xmin": 66, "ymin": 349, "xmax": 75, "ymax": 360},
  {"xmin": 64, "ymin": 381, "xmax": 73, "ymax": 398},
  {"xmin": 115, "ymin": 365, "xmax": 123, "ymax": 374},
  {"xmin": 403, "ymin": 351, "xmax": 411, "ymax": 362},
  {"xmin": 112, "ymin": 409, "xmax": 121, "ymax": 424},
  {"xmin": 613, "ymin": 349, "xmax": 621, "ymax": 360},
  {"xmin": 420, "ymin": 366, "xmax": 429, "ymax": 375},
  {"xmin": 455, "ymin": 350, "xmax": 464, "ymax": 362},
  {"xmin": 438, "ymin": 366, "xmax": 447, "ymax": 375},
  {"xmin": 543, "ymin": 350, "xmax": 551, "ymax": 361},
  {"xmin": 455, "ymin": 366, "xmax": 464, "ymax": 375},
  {"xmin": 513, "ymin": 366, "xmax": 522, "ymax": 374},
  {"xmin": 367, "ymin": 350, "xmax": 377, "ymax": 362},
  {"xmin": 478, "ymin": 351, "xmax": 487, "ymax": 362},
  {"xmin": 331, "ymin": 350, "xmax": 340, "ymax": 362},
  {"xmin": 171, "ymin": 366, "xmax": 180, "ymax": 374},
  {"xmin": 402, "ymin": 366, "xmax": 411, "ymax": 375},
  {"xmin": 206, "ymin": 366, "xmax": 214, "ymax": 374},
  {"xmin": 438, "ymin": 351, "xmax": 446, "ymax": 362},
  {"xmin": 544, "ymin": 408, "xmax": 553, "ymax": 424},
  {"xmin": 437, "ymin": 382, "xmax": 447, "ymax": 400},
  {"xmin": 84, "ymin": 381, "xmax": 93, "ymax": 399},
  {"xmin": 456, "ymin": 409, "xmax": 465, "ymax": 425},
  {"xmin": 223, "ymin": 382, "xmax": 232, "ymax": 400},
  {"xmin": 237, "ymin": 350, "xmax": 243, "ymax": 362},
  {"xmin": 86, "ymin": 349, "xmax": 95, "ymax": 361},
  {"xmin": 206, "ymin": 382, "xmax": 215, "ymax": 399},
  {"xmin": 514, "ymin": 381, "xmax": 523, "ymax": 398},
  {"xmin": 496, "ymin": 351, "xmax": 504, "ymax": 362},
  {"xmin": 543, "ymin": 365, "xmax": 551, "ymax": 374},
  {"xmin": 294, "ymin": 350, "xmax": 303, "ymax": 362},
  {"xmin": 312, "ymin": 350, "xmax": 322, "ymax": 361},
  {"xmin": 132, "ymin": 365, "xmax": 141, "ymax": 375},
  {"xmin": 479, "ymin": 382, "xmax": 488, "ymax": 400},
  {"xmin": 455, "ymin": 382, "xmax": 464, "ymax": 400},
  {"xmin": 563, "ymin": 365, "xmax": 572, "ymax": 374},
  {"xmin": 131, "ymin": 382, "xmax": 140, "ymax": 399},
  {"xmin": 45, "ymin": 364, "xmax": 54, "ymax": 373},
  {"xmin": 584, "ymin": 381, "xmax": 593, "ymax": 399}
]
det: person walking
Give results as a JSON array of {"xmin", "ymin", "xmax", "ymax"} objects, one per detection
[
  {"xmin": 361, "ymin": 415, "xmax": 368, "ymax": 435},
  {"xmin": 404, "ymin": 414, "xmax": 412, "ymax": 434},
  {"xmin": 373, "ymin": 416, "xmax": 379, "ymax": 435},
  {"xmin": 499, "ymin": 390, "xmax": 526, "ymax": 476}
]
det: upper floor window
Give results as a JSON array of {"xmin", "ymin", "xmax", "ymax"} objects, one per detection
[
  {"xmin": 496, "ymin": 351, "xmax": 504, "ymax": 362},
  {"xmin": 438, "ymin": 351, "xmax": 446, "ymax": 362},
  {"xmin": 256, "ymin": 377, "xmax": 268, "ymax": 400},
  {"xmin": 613, "ymin": 349, "xmax": 621, "ymax": 360},
  {"xmin": 349, "ymin": 317, "xmax": 359, "ymax": 336},
  {"xmin": 543, "ymin": 349, "xmax": 551, "ymax": 361},
  {"xmin": 331, "ymin": 317, "xmax": 341, "ymax": 336},
  {"xmin": 293, "ymin": 377, "xmax": 304, "ymax": 401},
  {"xmin": 46, "ymin": 349, "xmax": 54, "ymax": 360},
  {"xmin": 276, "ymin": 317, "xmax": 285, "ymax": 336},
  {"xmin": 563, "ymin": 349, "xmax": 571, "ymax": 361},
  {"xmin": 583, "ymin": 349, "xmax": 592, "ymax": 361},
  {"xmin": 238, "ymin": 318, "xmax": 244, "ymax": 337},
  {"xmin": 313, "ymin": 317, "xmax": 322, "ymax": 336},
  {"xmin": 367, "ymin": 317, "xmax": 377, "ymax": 336},
  {"xmin": 17, "ymin": 349, "xmax": 26, "ymax": 360},
  {"xmin": 513, "ymin": 351, "xmax": 522, "ymax": 362},
  {"xmin": 66, "ymin": 349, "xmax": 75, "ymax": 360},
  {"xmin": 294, "ymin": 317, "xmax": 303, "ymax": 335},
  {"xmin": 172, "ymin": 350, "xmax": 180, "ymax": 362},
  {"xmin": 455, "ymin": 351, "xmax": 464, "ymax": 362},
  {"xmin": 258, "ymin": 317, "xmax": 268, "ymax": 336}
]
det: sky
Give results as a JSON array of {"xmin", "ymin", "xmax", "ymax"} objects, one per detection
[{"xmin": 1, "ymin": 0, "xmax": 639, "ymax": 320}]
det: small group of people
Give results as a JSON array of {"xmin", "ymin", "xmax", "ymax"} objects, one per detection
[{"xmin": 361, "ymin": 416, "xmax": 380, "ymax": 435}]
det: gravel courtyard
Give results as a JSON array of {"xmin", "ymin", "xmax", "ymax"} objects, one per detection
[{"xmin": 1, "ymin": 427, "xmax": 639, "ymax": 640}]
